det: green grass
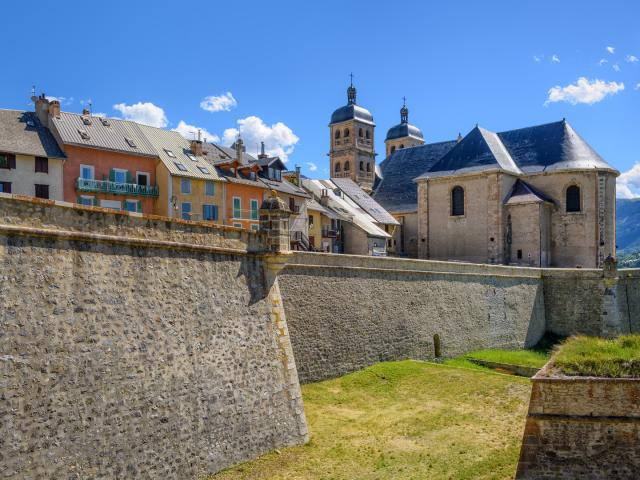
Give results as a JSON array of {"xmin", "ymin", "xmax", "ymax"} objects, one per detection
[
  {"xmin": 551, "ymin": 335, "xmax": 640, "ymax": 378},
  {"xmin": 211, "ymin": 360, "xmax": 531, "ymax": 480},
  {"xmin": 463, "ymin": 348, "xmax": 550, "ymax": 369}
]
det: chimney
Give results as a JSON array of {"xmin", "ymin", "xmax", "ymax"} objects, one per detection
[
  {"xmin": 295, "ymin": 165, "xmax": 301, "ymax": 186},
  {"xmin": 191, "ymin": 139, "xmax": 203, "ymax": 156},
  {"xmin": 34, "ymin": 93, "xmax": 51, "ymax": 126},
  {"xmin": 257, "ymin": 141, "xmax": 267, "ymax": 159},
  {"xmin": 82, "ymin": 108, "xmax": 90, "ymax": 116},
  {"xmin": 457, "ymin": 132, "xmax": 463, "ymax": 143},
  {"xmin": 49, "ymin": 100, "xmax": 60, "ymax": 118}
]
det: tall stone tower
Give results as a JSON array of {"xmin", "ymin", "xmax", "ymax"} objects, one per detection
[
  {"xmin": 329, "ymin": 78, "xmax": 376, "ymax": 192},
  {"xmin": 384, "ymin": 99, "xmax": 425, "ymax": 157}
]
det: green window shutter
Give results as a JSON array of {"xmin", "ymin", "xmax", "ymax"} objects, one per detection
[
  {"xmin": 109, "ymin": 169, "xmax": 115, "ymax": 182},
  {"xmin": 76, "ymin": 196, "xmax": 81, "ymax": 204},
  {"xmin": 93, "ymin": 197, "xmax": 98, "ymax": 206},
  {"xmin": 126, "ymin": 171, "xmax": 132, "ymax": 184},
  {"xmin": 136, "ymin": 201, "xmax": 142, "ymax": 213}
]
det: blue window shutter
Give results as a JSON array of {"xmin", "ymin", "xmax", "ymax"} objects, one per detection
[
  {"xmin": 213, "ymin": 206, "xmax": 218, "ymax": 221},
  {"xmin": 92, "ymin": 197, "xmax": 98, "ymax": 206}
]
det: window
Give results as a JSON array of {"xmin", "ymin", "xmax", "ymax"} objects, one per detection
[
  {"xmin": 517, "ymin": 249, "xmax": 523, "ymax": 260},
  {"xmin": 186, "ymin": 153, "xmax": 198, "ymax": 162},
  {"xmin": 78, "ymin": 129, "xmax": 90, "ymax": 140},
  {"xmin": 112, "ymin": 169, "xmax": 127, "ymax": 184},
  {"xmin": 366, "ymin": 130, "xmax": 371, "ymax": 139},
  {"xmin": 358, "ymin": 128, "xmax": 363, "ymax": 137},
  {"xmin": 344, "ymin": 161, "xmax": 350, "ymax": 171},
  {"xmin": 205, "ymin": 181, "xmax": 215, "ymax": 196},
  {"xmin": 203, "ymin": 204, "xmax": 218, "ymax": 221},
  {"xmin": 125, "ymin": 138, "xmax": 137, "ymax": 148},
  {"xmin": 136, "ymin": 172, "xmax": 149, "ymax": 186},
  {"xmin": 344, "ymin": 128, "xmax": 350, "ymax": 137},
  {"xmin": 308, "ymin": 215, "xmax": 314, "ymax": 227},
  {"xmin": 390, "ymin": 146, "xmax": 396, "ymax": 154},
  {"xmin": 35, "ymin": 156, "xmax": 48, "ymax": 173},
  {"xmin": 366, "ymin": 163, "xmax": 371, "ymax": 172},
  {"xmin": 250, "ymin": 199, "xmax": 259, "ymax": 220},
  {"xmin": 250, "ymin": 224, "xmax": 259, "ymax": 232},
  {"xmin": 78, "ymin": 195, "xmax": 94, "ymax": 206},
  {"xmin": 359, "ymin": 161, "xmax": 364, "ymax": 171},
  {"xmin": 0, "ymin": 181, "xmax": 11, "ymax": 193},
  {"xmin": 124, "ymin": 200, "xmax": 140, "ymax": 213},
  {"xmin": 174, "ymin": 162, "xmax": 187, "ymax": 172},
  {"xmin": 335, "ymin": 162, "xmax": 341, "ymax": 173},
  {"xmin": 164, "ymin": 149, "xmax": 176, "ymax": 158},
  {"xmin": 399, "ymin": 144, "xmax": 405, "ymax": 149},
  {"xmin": 451, "ymin": 186, "xmax": 464, "ymax": 216},
  {"xmin": 334, "ymin": 130, "xmax": 340, "ymax": 139},
  {"xmin": 233, "ymin": 223, "xmax": 242, "ymax": 228},
  {"xmin": 100, "ymin": 118, "xmax": 111, "ymax": 127},
  {"xmin": 100, "ymin": 199, "xmax": 121, "ymax": 210},
  {"xmin": 197, "ymin": 166, "xmax": 210, "ymax": 174},
  {"xmin": 0, "ymin": 152, "xmax": 16, "ymax": 169},
  {"xmin": 34, "ymin": 184, "xmax": 49, "ymax": 199},
  {"xmin": 181, "ymin": 202, "xmax": 192, "ymax": 220},
  {"xmin": 289, "ymin": 197, "xmax": 296, "ymax": 212},
  {"xmin": 181, "ymin": 178, "xmax": 191, "ymax": 194},
  {"xmin": 80, "ymin": 164, "xmax": 94, "ymax": 180},
  {"xmin": 233, "ymin": 197, "xmax": 241, "ymax": 218},
  {"xmin": 566, "ymin": 185, "xmax": 581, "ymax": 213}
]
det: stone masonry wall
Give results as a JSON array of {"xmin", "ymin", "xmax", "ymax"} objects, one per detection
[
  {"xmin": 0, "ymin": 194, "xmax": 307, "ymax": 479},
  {"xmin": 279, "ymin": 252, "xmax": 547, "ymax": 383},
  {"xmin": 620, "ymin": 270, "xmax": 640, "ymax": 333}
]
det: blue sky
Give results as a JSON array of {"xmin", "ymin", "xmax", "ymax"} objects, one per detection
[{"xmin": 2, "ymin": 1, "xmax": 639, "ymax": 196}]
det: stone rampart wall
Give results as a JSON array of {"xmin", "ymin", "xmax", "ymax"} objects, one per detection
[
  {"xmin": 0, "ymin": 194, "xmax": 307, "ymax": 479},
  {"xmin": 279, "ymin": 252, "xmax": 547, "ymax": 383}
]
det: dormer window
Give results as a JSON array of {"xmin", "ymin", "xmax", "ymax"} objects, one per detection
[
  {"xmin": 100, "ymin": 118, "xmax": 111, "ymax": 126},
  {"xmin": 164, "ymin": 149, "xmax": 176, "ymax": 158},
  {"xmin": 174, "ymin": 162, "xmax": 187, "ymax": 171},
  {"xmin": 197, "ymin": 166, "xmax": 210, "ymax": 174},
  {"xmin": 125, "ymin": 137, "xmax": 137, "ymax": 148},
  {"xmin": 78, "ymin": 129, "xmax": 90, "ymax": 140},
  {"xmin": 186, "ymin": 153, "xmax": 198, "ymax": 162},
  {"xmin": 81, "ymin": 116, "xmax": 91, "ymax": 126}
]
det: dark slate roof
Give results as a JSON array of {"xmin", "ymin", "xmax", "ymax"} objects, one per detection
[
  {"xmin": 255, "ymin": 156, "xmax": 285, "ymax": 168},
  {"xmin": 420, "ymin": 126, "xmax": 521, "ymax": 178},
  {"xmin": 331, "ymin": 177, "xmax": 399, "ymax": 225},
  {"xmin": 497, "ymin": 120, "xmax": 616, "ymax": 173},
  {"xmin": 372, "ymin": 140, "xmax": 457, "ymax": 213},
  {"xmin": 0, "ymin": 109, "xmax": 65, "ymax": 158},
  {"xmin": 505, "ymin": 179, "xmax": 554, "ymax": 205},
  {"xmin": 330, "ymin": 104, "xmax": 375, "ymax": 126},
  {"xmin": 385, "ymin": 122, "xmax": 424, "ymax": 141}
]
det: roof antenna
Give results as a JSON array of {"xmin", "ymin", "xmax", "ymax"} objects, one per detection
[{"xmin": 88, "ymin": 100, "xmax": 93, "ymax": 114}]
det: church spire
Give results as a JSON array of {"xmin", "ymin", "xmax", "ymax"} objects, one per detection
[
  {"xmin": 347, "ymin": 73, "xmax": 356, "ymax": 105},
  {"xmin": 400, "ymin": 96, "xmax": 408, "ymax": 124}
]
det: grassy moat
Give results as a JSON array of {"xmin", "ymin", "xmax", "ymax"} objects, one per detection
[{"xmin": 212, "ymin": 360, "xmax": 533, "ymax": 480}]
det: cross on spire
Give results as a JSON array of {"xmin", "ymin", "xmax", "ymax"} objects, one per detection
[
  {"xmin": 349, "ymin": 72, "xmax": 354, "ymax": 87},
  {"xmin": 347, "ymin": 73, "xmax": 357, "ymax": 105}
]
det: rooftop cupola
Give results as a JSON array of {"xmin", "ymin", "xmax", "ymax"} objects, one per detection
[
  {"xmin": 347, "ymin": 74, "xmax": 357, "ymax": 105},
  {"xmin": 400, "ymin": 97, "xmax": 409, "ymax": 124}
]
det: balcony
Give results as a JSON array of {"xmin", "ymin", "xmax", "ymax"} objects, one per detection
[
  {"xmin": 322, "ymin": 227, "xmax": 338, "ymax": 238},
  {"xmin": 333, "ymin": 171, "xmax": 352, "ymax": 178},
  {"xmin": 76, "ymin": 178, "xmax": 159, "ymax": 197}
]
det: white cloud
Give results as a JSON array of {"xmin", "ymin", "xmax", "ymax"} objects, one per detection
[
  {"xmin": 172, "ymin": 120, "xmax": 219, "ymax": 143},
  {"xmin": 617, "ymin": 163, "xmax": 640, "ymax": 198},
  {"xmin": 46, "ymin": 95, "xmax": 73, "ymax": 105},
  {"xmin": 545, "ymin": 77, "xmax": 625, "ymax": 105},
  {"xmin": 626, "ymin": 55, "xmax": 638, "ymax": 63},
  {"xmin": 613, "ymin": 63, "xmax": 621, "ymax": 72},
  {"xmin": 113, "ymin": 102, "xmax": 168, "ymax": 127},
  {"xmin": 636, "ymin": 83, "xmax": 640, "ymax": 90},
  {"xmin": 90, "ymin": 112, "xmax": 108, "ymax": 118},
  {"xmin": 551, "ymin": 54, "xmax": 560, "ymax": 63},
  {"xmin": 222, "ymin": 116, "xmax": 299, "ymax": 162},
  {"xmin": 306, "ymin": 162, "xmax": 318, "ymax": 172},
  {"xmin": 533, "ymin": 55, "xmax": 541, "ymax": 62},
  {"xmin": 607, "ymin": 46, "xmax": 616, "ymax": 54},
  {"xmin": 598, "ymin": 58, "xmax": 608, "ymax": 66},
  {"xmin": 200, "ymin": 92, "xmax": 237, "ymax": 112}
]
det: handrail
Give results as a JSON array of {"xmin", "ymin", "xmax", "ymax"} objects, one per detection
[{"xmin": 76, "ymin": 178, "xmax": 159, "ymax": 197}]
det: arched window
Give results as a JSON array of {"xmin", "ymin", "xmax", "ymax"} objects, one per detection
[
  {"xmin": 334, "ymin": 130, "xmax": 340, "ymax": 139},
  {"xmin": 344, "ymin": 128, "xmax": 350, "ymax": 137},
  {"xmin": 366, "ymin": 163, "xmax": 371, "ymax": 172},
  {"xmin": 390, "ymin": 146, "xmax": 396, "ymax": 154},
  {"xmin": 451, "ymin": 186, "xmax": 464, "ymax": 216},
  {"xmin": 334, "ymin": 162, "xmax": 341, "ymax": 173},
  {"xmin": 566, "ymin": 185, "xmax": 581, "ymax": 212},
  {"xmin": 359, "ymin": 161, "xmax": 364, "ymax": 171},
  {"xmin": 366, "ymin": 130, "xmax": 371, "ymax": 139},
  {"xmin": 344, "ymin": 161, "xmax": 350, "ymax": 171},
  {"xmin": 399, "ymin": 144, "xmax": 405, "ymax": 149},
  {"xmin": 358, "ymin": 128, "xmax": 363, "ymax": 137}
]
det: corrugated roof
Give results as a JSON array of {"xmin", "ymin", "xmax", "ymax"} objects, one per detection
[
  {"xmin": 51, "ymin": 112, "xmax": 156, "ymax": 156},
  {"xmin": 260, "ymin": 175, "xmax": 310, "ymax": 198},
  {"xmin": 373, "ymin": 140, "xmax": 457, "ymax": 213},
  {"xmin": 137, "ymin": 124, "xmax": 223, "ymax": 181},
  {"xmin": 331, "ymin": 177, "xmax": 398, "ymax": 225},
  {"xmin": 0, "ymin": 109, "xmax": 65, "ymax": 159}
]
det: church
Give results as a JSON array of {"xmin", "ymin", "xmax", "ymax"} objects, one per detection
[{"xmin": 328, "ymin": 81, "xmax": 619, "ymax": 268}]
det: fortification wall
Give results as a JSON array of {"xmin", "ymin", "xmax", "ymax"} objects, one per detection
[
  {"xmin": 0, "ymin": 195, "xmax": 307, "ymax": 479},
  {"xmin": 620, "ymin": 270, "xmax": 640, "ymax": 333},
  {"xmin": 279, "ymin": 252, "xmax": 547, "ymax": 383}
]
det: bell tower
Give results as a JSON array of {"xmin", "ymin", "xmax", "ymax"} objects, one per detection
[
  {"xmin": 329, "ymin": 76, "xmax": 376, "ymax": 192},
  {"xmin": 384, "ymin": 98, "xmax": 425, "ymax": 157}
]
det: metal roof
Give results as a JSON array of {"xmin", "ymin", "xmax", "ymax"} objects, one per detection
[
  {"xmin": 50, "ymin": 112, "xmax": 156, "ymax": 156},
  {"xmin": 331, "ymin": 177, "xmax": 398, "ymax": 225},
  {"xmin": 137, "ymin": 124, "xmax": 223, "ymax": 181},
  {"xmin": 330, "ymin": 104, "xmax": 375, "ymax": 126},
  {"xmin": 385, "ymin": 122, "xmax": 424, "ymax": 141},
  {"xmin": 0, "ymin": 109, "xmax": 65, "ymax": 159},
  {"xmin": 202, "ymin": 143, "xmax": 258, "ymax": 165},
  {"xmin": 259, "ymin": 176, "xmax": 310, "ymax": 198},
  {"xmin": 372, "ymin": 140, "xmax": 457, "ymax": 213}
]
